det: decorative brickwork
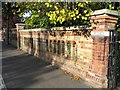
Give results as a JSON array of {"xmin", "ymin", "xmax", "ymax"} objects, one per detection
[
  {"xmin": 18, "ymin": 29, "xmax": 94, "ymax": 87},
  {"xmin": 90, "ymin": 9, "xmax": 119, "ymax": 88},
  {"xmin": 8, "ymin": 9, "xmax": 119, "ymax": 88}
]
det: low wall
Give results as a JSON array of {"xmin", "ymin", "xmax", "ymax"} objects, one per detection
[
  {"xmin": 19, "ymin": 27, "xmax": 107, "ymax": 88},
  {"xmin": 13, "ymin": 9, "xmax": 120, "ymax": 88}
]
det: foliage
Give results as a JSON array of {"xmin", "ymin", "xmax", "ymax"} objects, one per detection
[
  {"xmin": 2, "ymin": 2, "xmax": 120, "ymax": 29},
  {"xmin": 45, "ymin": 2, "xmax": 120, "ymax": 27},
  {"xmin": 45, "ymin": 2, "xmax": 92, "ymax": 27},
  {"xmin": 24, "ymin": 15, "xmax": 51, "ymax": 28},
  {"xmin": 14, "ymin": 2, "xmax": 51, "ymax": 28}
]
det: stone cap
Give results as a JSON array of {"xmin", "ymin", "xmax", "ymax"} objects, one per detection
[
  {"xmin": 15, "ymin": 23, "xmax": 25, "ymax": 30},
  {"xmin": 51, "ymin": 26, "xmax": 92, "ymax": 31},
  {"xmin": 20, "ymin": 26, "xmax": 92, "ymax": 32},
  {"xmin": 92, "ymin": 9, "xmax": 120, "ymax": 16},
  {"xmin": 20, "ymin": 28, "xmax": 47, "ymax": 32},
  {"xmin": 15, "ymin": 23, "xmax": 25, "ymax": 26}
]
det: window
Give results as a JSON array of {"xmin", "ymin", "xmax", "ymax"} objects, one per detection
[
  {"xmin": 30, "ymin": 38, "xmax": 33, "ymax": 49},
  {"xmin": 57, "ymin": 40, "xmax": 61, "ymax": 55},
  {"xmin": 67, "ymin": 41, "xmax": 71, "ymax": 58},
  {"xmin": 61, "ymin": 41, "xmax": 65, "ymax": 55},
  {"xmin": 39, "ymin": 38, "xmax": 42, "ymax": 52},
  {"xmin": 50, "ymin": 40, "xmax": 52, "ymax": 52},
  {"xmin": 33, "ymin": 39, "xmax": 36, "ymax": 50},
  {"xmin": 73, "ymin": 41, "xmax": 77, "ymax": 60},
  {"xmin": 46, "ymin": 40, "xmax": 49, "ymax": 52},
  {"xmin": 37, "ymin": 38, "xmax": 40, "ymax": 51},
  {"xmin": 54, "ymin": 40, "xmax": 56, "ymax": 54},
  {"xmin": 24, "ymin": 37, "xmax": 29, "ymax": 47},
  {"xmin": 42, "ymin": 40, "xmax": 46, "ymax": 52}
]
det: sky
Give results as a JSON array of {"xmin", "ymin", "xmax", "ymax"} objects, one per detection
[
  {"xmin": 23, "ymin": 12, "xmax": 31, "ymax": 18},
  {"xmin": 23, "ymin": 11, "xmax": 32, "ymax": 18}
]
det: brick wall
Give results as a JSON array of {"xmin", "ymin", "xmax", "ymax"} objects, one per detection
[
  {"xmin": 10, "ymin": 9, "xmax": 119, "ymax": 88},
  {"xmin": 18, "ymin": 27, "xmax": 105, "ymax": 88}
]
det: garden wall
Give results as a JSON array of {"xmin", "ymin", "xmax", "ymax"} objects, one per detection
[
  {"xmin": 11, "ymin": 9, "xmax": 119, "ymax": 88},
  {"xmin": 18, "ymin": 27, "xmax": 106, "ymax": 88}
]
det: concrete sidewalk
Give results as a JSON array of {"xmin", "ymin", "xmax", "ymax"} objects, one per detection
[{"xmin": 2, "ymin": 42, "xmax": 90, "ymax": 88}]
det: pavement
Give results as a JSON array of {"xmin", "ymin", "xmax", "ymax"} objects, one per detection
[{"xmin": 2, "ymin": 41, "xmax": 90, "ymax": 88}]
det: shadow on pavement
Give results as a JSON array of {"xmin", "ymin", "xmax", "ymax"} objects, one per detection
[
  {"xmin": 2, "ymin": 42, "xmax": 90, "ymax": 88},
  {"xmin": 2, "ymin": 52, "xmax": 59, "ymax": 88}
]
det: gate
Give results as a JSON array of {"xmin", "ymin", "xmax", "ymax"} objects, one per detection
[{"xmin": 108, "ymin": 28, "xmax": 120, "ymax": 89}]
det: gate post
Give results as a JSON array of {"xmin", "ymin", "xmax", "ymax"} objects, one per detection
[
  {"xmin": 90, "ymin": 9, "xmax": 120, "ymax": 88},
  {"xmin": 15, "ymin": 23, "xmax": 25, "ymax": 49}
]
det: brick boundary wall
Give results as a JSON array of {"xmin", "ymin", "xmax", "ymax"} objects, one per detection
[
  {"xmin": 8, "ymin": 9, "xmax": 119, "ymax": 88},
  {"xmin": 19, "ymin": 27, "xmax": 95, "ymax": 87}
]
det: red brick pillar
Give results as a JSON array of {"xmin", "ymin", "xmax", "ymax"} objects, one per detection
[
  {"xmin": 15, "ymin": 23, "xmax": 25, "ymax": 49},
  {"xmin": 90, "ymin": 9, "xmax": 119, "ymax": 88}
]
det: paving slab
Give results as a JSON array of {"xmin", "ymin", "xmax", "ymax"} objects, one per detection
[{"xmin": 2, "ymin": 42, "xmax": 90, "ymax": 88}]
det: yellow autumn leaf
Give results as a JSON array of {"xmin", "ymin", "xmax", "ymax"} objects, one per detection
[
  {"xmin": 73, "ymin": 17, "xmax": 76, "ymax": 20},
  {"xmin": 75, "ymin": 10, "xmax": 79, "ymax": 14},
  {"xmin": 56, "ymin": 10, "xmax": 59, "ymax": 14},
  {"xmin": 84, "ymin": 10, "xmax": 87, "ymax": 14},
  {"xmin": 77, "ymin": 15, "xmax": 79, "ymax": 18}
]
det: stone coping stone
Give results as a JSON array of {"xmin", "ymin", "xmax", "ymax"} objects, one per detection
[
  {"xmin": 93, "ymin": 9, "xmax": 120, "ymax": 16},
  {"xmin": 20, "ymin": 26, "xmax": 92, "ymax": 32},
  {"xmin": 15, "ymin": 23, "xmax": 25, "ymax": 26},
  {"xmin": 91, "ymin": 31, "xmax": 109, "ymax": 37},
  {"xmin": 20, "ymin": 28, "xmax": 47, "ymax": 32}
]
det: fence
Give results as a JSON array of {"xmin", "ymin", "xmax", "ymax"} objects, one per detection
[{"xmin": 6, "ymin": 9, "xmax": 120, "ymax": 88}]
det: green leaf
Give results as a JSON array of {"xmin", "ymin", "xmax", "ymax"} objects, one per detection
[
  {"xmin": 45, "ymin": 2, "xmax": 50, "ymax": 7},
  {"xmin": 35, "ymin": 15, "xmax": 39, "ymax": 17},
  {"xmin": 84, "ymin": 10, "xmax": 87, "ymax": 14},
  {"xmin": 73, "ymin": 17, "xmax": 76, "ymax": 20},
  {"xmin": 77, "ymin": 15, "xmax": 79, "ymax": 18},
  {"xmin": 78, "ymin": 3, "xmax": 84, "ymax": 7},
  {"xmin": 62, "ymin": 18, "xmax": 65, "ymax": 22},
  {"xmin": 75, "ymin": 10, "xmax": 79, "ymax": 14},
  {"xmin": 50, "ymin": 5, "xmax": 52, "ymax": 8},
  {"xmin": 38, "ymin": 10, "xmax": 40, "ymax": 12}
]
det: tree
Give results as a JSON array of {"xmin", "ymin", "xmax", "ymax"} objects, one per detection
[
  {"xmin": 2, "ymin": 2, "xmax": 120, "ymax": 29},
  {"xmin": 2, "ymin": 2, "xmax": 21, "ymax": 28},
  {"xmin": 45, "ymin": 2, "xmax": 120, "ymax": 27}
]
